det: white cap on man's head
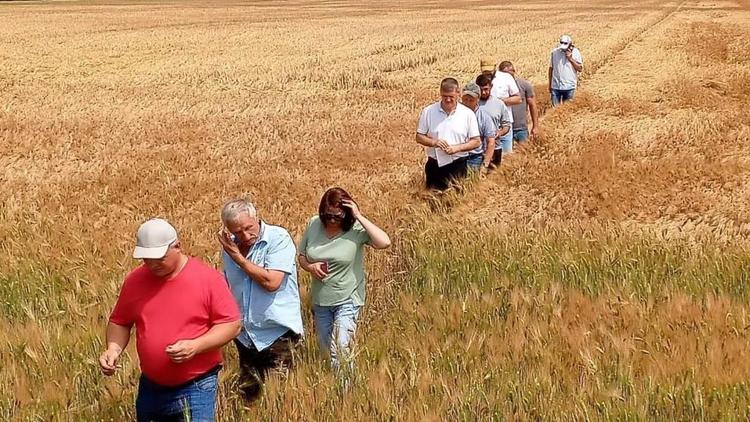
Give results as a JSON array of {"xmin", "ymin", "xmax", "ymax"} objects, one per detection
[
  {"xmin": 559, "ymin": 35, "xmax": 573, "ymax": 48},
  {"xmin": 133, "ymin": 218, "xmax": 177, "ymax": 259}
]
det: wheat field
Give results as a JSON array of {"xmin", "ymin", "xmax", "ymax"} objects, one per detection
[{"xmin": 1, "ymin": 0, "xmax": 750, "ymax": 420}]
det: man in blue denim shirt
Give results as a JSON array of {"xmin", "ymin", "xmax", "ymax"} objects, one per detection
[{"xmin": 217, "ymin": 198, "xmax": 304, "ymax": 402}]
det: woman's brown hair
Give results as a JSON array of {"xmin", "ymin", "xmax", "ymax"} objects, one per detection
[{"xmin": 318, "ymin": 187, "xmax": 355, "ymax": 231}]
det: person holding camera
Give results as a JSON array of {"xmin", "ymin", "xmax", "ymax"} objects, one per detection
[
  {"xmin": 548, "ymin": 34, "xmax": 583, "ymax": 106},
  {"xmin": 298, "ymin": 188, "xmax": 391, "ymax": 373},
  {"xmin": 218, "ymin": 199, "xmax": 304, "ymax": 402}
]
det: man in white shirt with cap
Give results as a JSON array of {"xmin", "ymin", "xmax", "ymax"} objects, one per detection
[
  {"xmin": 416, "ymin": 77, "xmax": 481, "ymax": 191},
  {"xmin": 480, "ymin": 56, "xmax": 522, "ymax": 108},
  {"xmin": 549, "ymin": 34, "xmax": 583, "ymax": 106}
]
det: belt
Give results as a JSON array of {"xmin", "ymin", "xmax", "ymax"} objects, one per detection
[{"xmin": 142, "ymin": 364, "xmax": 222, "ymax": 390}]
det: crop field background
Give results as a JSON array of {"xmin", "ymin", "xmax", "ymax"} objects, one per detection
[{"xmin": 1, "ymin": 0, "xmax": 750, "ymax": 420}]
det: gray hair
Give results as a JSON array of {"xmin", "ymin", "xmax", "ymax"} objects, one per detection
[{"xmin": 221, "ymin": 199, "xmax": 257, "ymax": 224}]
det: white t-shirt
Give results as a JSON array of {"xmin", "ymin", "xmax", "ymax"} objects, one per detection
[
  {"xmin": 550, "ymin": 47, "xmax": 583, "ymax": 90},
  {"xmin": 416, "ymin": 102, "xmax": 480, "ymax": 166},
  {"xmin": 490, "ymin": 71, "xmax": 520, "ymax": 123}
]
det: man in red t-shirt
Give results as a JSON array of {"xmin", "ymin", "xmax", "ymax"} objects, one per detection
[{"xmin": 99, "ymin": 218, "xmax": 241, "ymax": 422}]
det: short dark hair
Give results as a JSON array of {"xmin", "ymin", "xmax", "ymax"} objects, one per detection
[
  {"xmin": 318, "ymin": 187, "xmax": 355, "ymax": 231},
  {"xmin": 440, "ymin": 77, "xmax": 460, "ymax": 92},
  {"xmin": 475, "ymin": 73, "xmax": 493, "ymax": 87},
  {"xmin": 498, "ymin": 61, "xmax": 513, "ymax": 71}
]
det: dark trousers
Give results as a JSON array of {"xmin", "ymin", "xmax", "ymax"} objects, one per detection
[
  {"xmin": 425, "ymin": 156, "xmax": 468, "ymax": 190},
  {"xmin": 491, "ymin": 149, "xmax": 502, "ymax": 167},
  {"xmin": 234, "ymin": 331, "xmax": 300, "ymax": 402}
]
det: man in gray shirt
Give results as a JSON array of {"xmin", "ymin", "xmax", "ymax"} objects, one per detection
[
  {"xmin": 499, "ymin": 61, "xmax": 539, "ymax": 143},
  {"xmin": 475, "ymin": 73, "xmax": 511, "ymax": 167},
  {"xmin": 549, "ymin": 34, "xmax": 583, "ymax": 106}
]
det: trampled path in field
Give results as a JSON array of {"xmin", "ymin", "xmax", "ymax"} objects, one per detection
[
  {"xmin": 2, "ymin": 1, "xmax": 750, "ymax": 419},
  {"xmin": 447, "ymin": 0, "xmax": 750, "ymax": 244}
]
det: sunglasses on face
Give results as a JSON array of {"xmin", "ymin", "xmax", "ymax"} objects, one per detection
[{"xmin": 322, "ymin": 212, "xmax": 345, "ymax": 221}]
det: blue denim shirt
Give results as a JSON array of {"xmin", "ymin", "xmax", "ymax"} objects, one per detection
[{"xmin": 223, "ymin": 222, "xmax": 304, "ymax": 351}]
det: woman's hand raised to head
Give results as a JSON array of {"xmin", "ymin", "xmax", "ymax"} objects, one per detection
[{"xmin": 340, "ymin": 199, "xmax": 362, "ymax": 219}]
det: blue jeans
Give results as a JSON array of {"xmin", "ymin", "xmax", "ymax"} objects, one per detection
[
  {"xmin": 498, "ymin": 128, "xmax": 513, "ymax": 154},
  {"xmin": 466, "ymin": 153, "xmax": 484, "ymax": 170},
  {"xmin": 513, "ymin": 127, "xmax": 529, "ymax": 143},
  {"xmin": 551, "ymin": 88, "xmax": 575, "ymax": 106},
  {"xmin": 135, "ymin": 367, "xmax": 219, "ymax": 422},
  {"xmin": 313, "ymin": 300, "xmax": 361, "ymax": 371}
]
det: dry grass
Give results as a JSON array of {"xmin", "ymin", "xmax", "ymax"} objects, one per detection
[{"xmin": 1, "ymin": 0, "xmax": 750, "ymax": 419}]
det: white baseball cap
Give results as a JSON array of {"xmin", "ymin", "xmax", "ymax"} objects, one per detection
[
  {"xmin": 133, "ymin": 218, "xmax": 178, "ymax": 259},
  {"xmin": 559, "ymin": 35, "xmax": 572, "ymax": 48}
]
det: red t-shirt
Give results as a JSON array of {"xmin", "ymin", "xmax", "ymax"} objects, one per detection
[{"xmin": 109, "ymin": 257, "xmax": 240, "ymax": 386}]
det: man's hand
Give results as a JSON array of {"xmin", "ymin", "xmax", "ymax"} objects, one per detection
[
  {"xmin": 166, "ymin": 339, "xmax": 201, "ymax": 364},
  {"xmin": 436, "ymin": 140, "xmax": 450, "ymax": 150},
  {"xmin": 217, "ymin": 229, "xmax": 242, "ymax": 260},
  {"xmin": 565, "ymin": 49, "xmax": 573, "ymax": 59},
  {"xmin": 479, "ymin": 165, "xmax": 489, "ymax": 177},
  {"xmin": 442, "ymin": 145, "xmax": 457, "ymax": 155},
  {"xmin": 531, "ymin": 126, "xmax": 539, "ymax": 138},
  {"xmin": 99, "ymin": 346, "xmax": 121, "ymax": 376}
]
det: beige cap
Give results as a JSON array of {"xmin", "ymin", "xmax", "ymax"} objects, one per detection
[{"xmin": 480, "ymin": 56, "xmax": 496, "ymax": 72}]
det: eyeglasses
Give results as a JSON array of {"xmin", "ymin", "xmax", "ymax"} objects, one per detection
[{"xmin": 321, "ymin": 212, "xmax": 345, "ymax": 221}]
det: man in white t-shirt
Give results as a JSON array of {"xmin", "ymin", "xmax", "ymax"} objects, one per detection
[
  {"xmin": 416, "ymin": 78, "xmax": 481, "ymax": 191},
  {"xmin": 548, "ymin": 34, "xmax": 583, "ymax": 106},
  {"xmin": 480, "ymin": 56, "xmax": 522, "ymax": 108}
]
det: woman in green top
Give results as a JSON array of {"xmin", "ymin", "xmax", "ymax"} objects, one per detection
[{"xmin": 298, "ymin": 187, "xmax": 391, "ymax": 370}]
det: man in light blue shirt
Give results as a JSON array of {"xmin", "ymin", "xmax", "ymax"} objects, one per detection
[{"xmin": 217, "ymin": 198, "xmax": 303, "ymax": 402}]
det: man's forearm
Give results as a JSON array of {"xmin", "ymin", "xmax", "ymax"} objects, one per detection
[
  {"xmin": 460, "ymin": 137, "xmax": 481, "ymax": 152},
  {"xmin": 568, "ymin": 57, "xmax": 583, "ymax": 72},
  {"xmin": 498, "ymin": 125, "xmax": 510, "ymax": 137},
  {"xmin": 548, "ymin": 67, "xmax": 553, "ymax": 88},
  {"xmin": 106, "ymin": 322, "xmax": 131, "ymax": 352},
  {"xmin": 502, "ymin": 95, "xmax": 522, "ymax": 106},
  {"xmin": 528, "ymin": 99, "xmax": 539, "ymax": 127},
  {"xmin": 416, "ymin": 133, "xmax": 437, "ymax": 147},
  {"xmin": 230, "ymin": 255, "xmax": 280, "ymax": 292},
  {"xmin": 483, "ymin": 138, "xmax": 496, "ymax": 166},
  {"xmin": 194, "ymin": 320, "xmax": 242, "ymax": 354}
]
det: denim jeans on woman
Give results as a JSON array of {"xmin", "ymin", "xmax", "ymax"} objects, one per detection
[
  {"xmin": 313, "ymin": 300, "xmax": 362, "ymax": 372},
  {"xmin": 135, "ymin": 366, "xmax": 219, "ymax": 422}
]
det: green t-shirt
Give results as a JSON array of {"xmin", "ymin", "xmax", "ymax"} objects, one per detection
[{"xmin": 299, "ymin": 216, "xmax": 371, "ymax": 306}]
